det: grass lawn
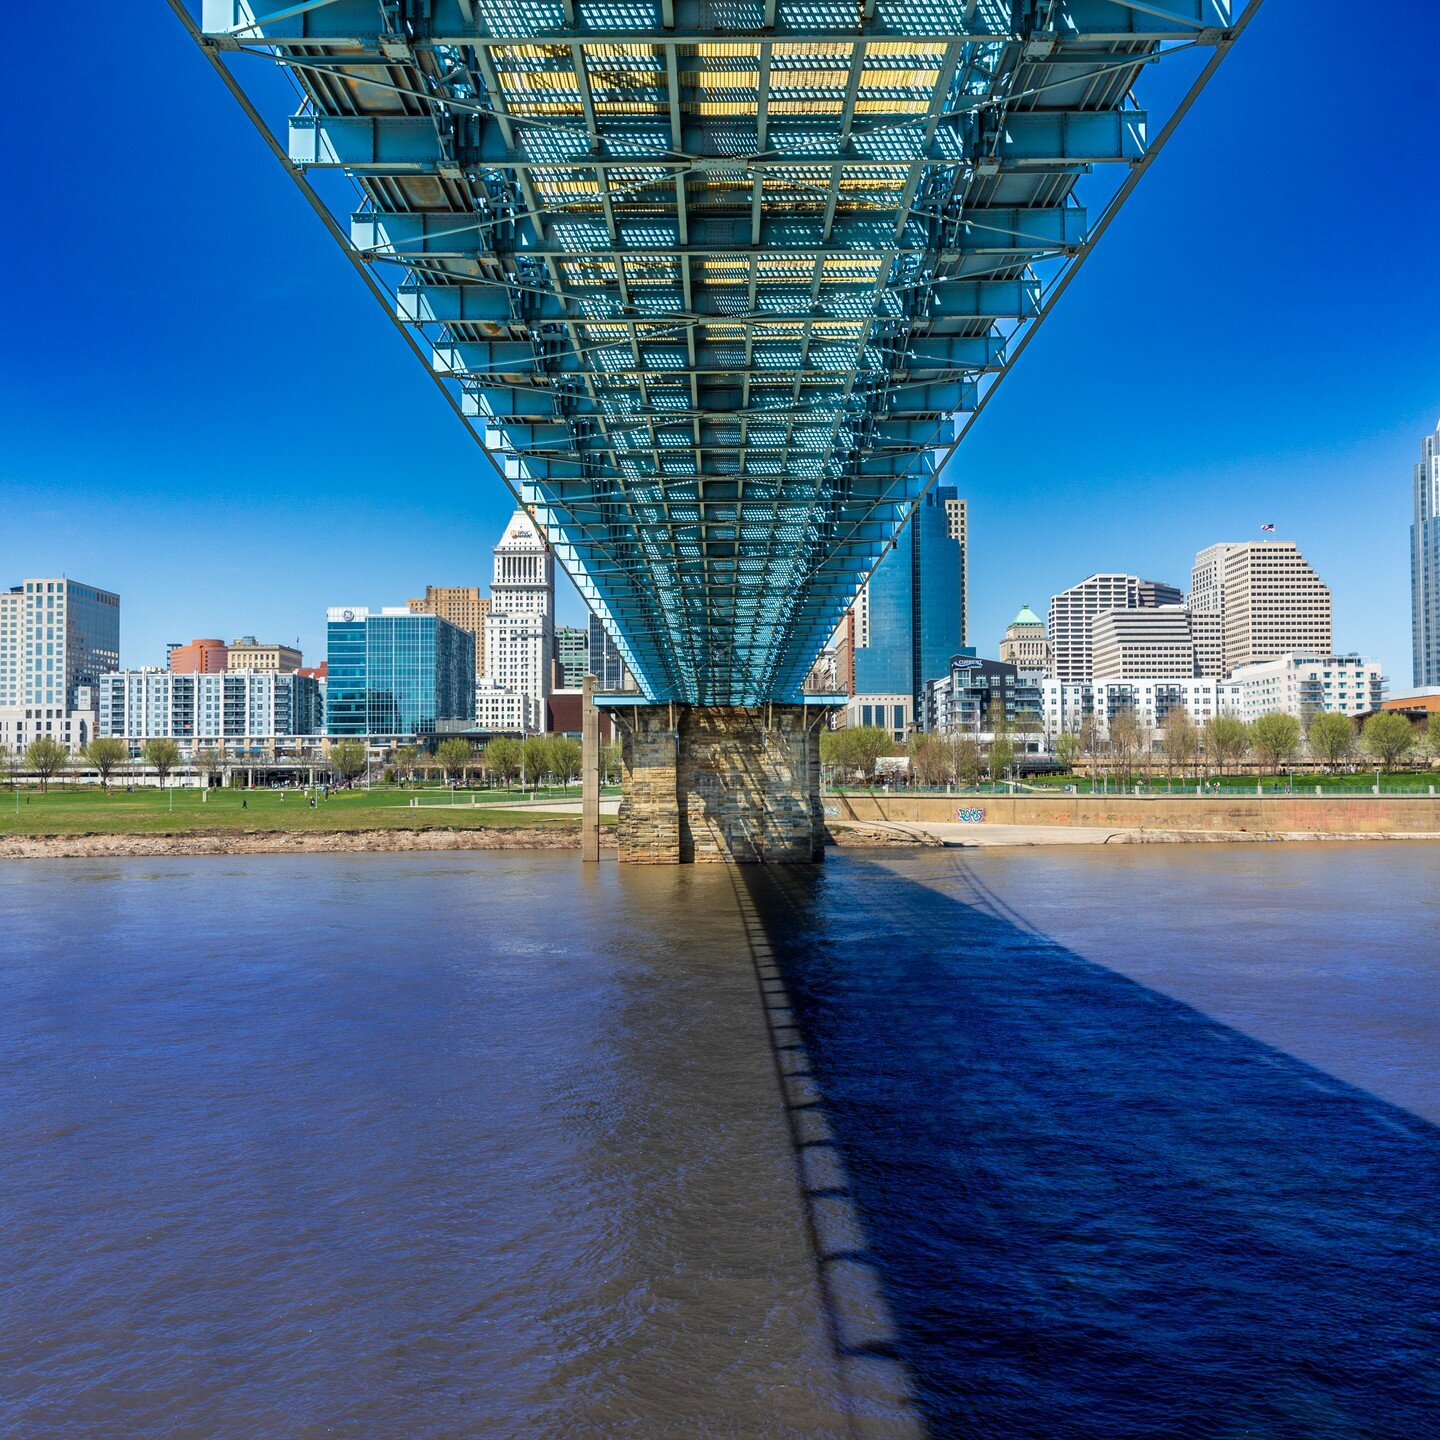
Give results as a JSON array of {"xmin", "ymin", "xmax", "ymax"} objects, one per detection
[{"xmin": 0, "ymin": 785, "xmax": 611, "ymax": 838}]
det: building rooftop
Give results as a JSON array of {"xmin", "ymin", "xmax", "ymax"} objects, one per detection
[{"xmin": 1009, "ymin": 605, "xmax": 1044, "ymax": 628}]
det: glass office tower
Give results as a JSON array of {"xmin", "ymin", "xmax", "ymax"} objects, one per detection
[
  {"xmin": 588, "ymin": 612, "xmax": 629, "ymax": 691},
  {"xmin": 853, "ymin": 484, "xmax": 966, "ymax": 718},
  {"xmin": 325, "ymin": 608, "xmax": 475, "ymax": 737},
  {"xmin": 0, "ymin": 577, "xmax": 120, "ymax": 710}
]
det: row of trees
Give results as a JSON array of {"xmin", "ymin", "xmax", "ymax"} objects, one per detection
[
  {"xmin": 3, "ymin": 733, "xmax": 618, "ymax": 794},
  {"xmin": 820, "ymin": 727, "xmax": 1022, "ymax": 787},
  {"xmin": 0, "ymin": 736, "xmax": 185, "ymax": 792},
  {"xmin": 1060, "ymin": 707, "xmax": 1440, "ymax": 782},
  {"xmin": 818, "ymin": 708, "xmax": 1440, "ymax": 788},
  {"xmin": 326, "ymin": 734, "xmax": 602, "ymax": 786}
]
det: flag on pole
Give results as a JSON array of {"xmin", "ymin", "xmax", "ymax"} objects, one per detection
[{"xmin": 1260, "ymin": 522, "xmax": 1275, "ymax": 532}]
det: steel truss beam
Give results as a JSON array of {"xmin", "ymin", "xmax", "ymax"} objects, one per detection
[{"xmin": 176, "ymin": 0, "xmax": 1255, "ymax": 704}]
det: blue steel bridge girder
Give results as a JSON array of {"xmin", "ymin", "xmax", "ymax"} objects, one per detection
[{"xmin": 180, "ymin": 0, "xmax": 1257, "ymax": 704}]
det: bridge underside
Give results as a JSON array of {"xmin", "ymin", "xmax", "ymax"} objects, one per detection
[{"xmin": 182, "ymin": 0, "xmax": 1251, "ymax": 858}]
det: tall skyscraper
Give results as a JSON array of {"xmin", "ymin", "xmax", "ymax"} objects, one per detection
[
  {"xmin": 325, "ymin": 608, "xmax": 474, "ymax": 737},
  {"xmin": 944, "ymin": 494, "xmax": 969, "ymax": 645},
  {"xmin": 0, "ymin": 577, "xmax": 119, "ymax": 711},
  {"xmin": 1413, "ymin": 419, "xmax": 1440, "ymax": 687},
  {"xmin": 484, "ymin": 509, "xmax": 555, "ymax": 731},
  {"xmin": 408, "ymin": 585, "xmax": 491, "ymax": 678},
  {"xmin": 1190, "ymin": 609, "xmax": 1224, "ymax": 679},
  {"xmin": 587, "ymin": 612, "xmax": 630, "ymax": 691},
  {"xmin": 1047, "ymin": 573, "xmax": 1182, "ymax": 683},
  {"xmin": 1188, "ymin": 543, "xmax": 1236, "ymax": 618},
  {"xmin": 852, "ymin": 483, "xmax": 966, "ymax": 728},
  {"xmin": 1190, "ymin": 540, "xmax": 1331, "ymax": 674}
]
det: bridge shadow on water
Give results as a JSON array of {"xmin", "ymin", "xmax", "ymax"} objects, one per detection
[{"xmin": 735, "ymin": 854, "xmax": 1440, "ymax": 1440}]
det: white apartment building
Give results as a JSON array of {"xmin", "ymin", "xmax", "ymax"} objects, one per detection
[
  {"xmin": 1225, "ymin": 654, "xmax": 1384, "ymax": 724},
  {"xmin": 483, "ymin": 508, "xmax": 555, "ymax": 732},
  {"xmin": 1047, "ymin": 573, "xmax": 1183, "ymax": 682},
  {"xmin": 1090, "ymin": 606, "xmax": 1198, "ymax": 679},
  {"xmin": 1190, "ymin": 540, "xmax": 1332, "ymax": 674},
  {"xmin": 1042, "ymin": 677, "xmax": 1241, "ymax": 740},
  {"xmin": 98, "ymin": 669, "xmax": 323, "ymax": 755},
  {"xmin": 1413, "ymin": 418, "xmax": 1440, "ymax": 687}
]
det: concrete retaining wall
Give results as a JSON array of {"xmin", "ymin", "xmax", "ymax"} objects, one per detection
[{"xmin": 826, "ymin": 791, "xmax": 1440, "ymax": 836}]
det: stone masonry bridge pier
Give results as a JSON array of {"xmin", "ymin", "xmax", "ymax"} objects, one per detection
[{"xmin": 603, "ymin": 700, "xmax": 832, "ymax": 863}]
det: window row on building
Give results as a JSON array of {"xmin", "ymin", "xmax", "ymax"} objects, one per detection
[{"xmin": 98, "ymin": 670, "xmax": 324, "ymax": 753}]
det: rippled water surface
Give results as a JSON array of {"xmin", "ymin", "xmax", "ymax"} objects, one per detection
[{"xmin": 2, "ymin": 845, "xmax": 1438, "ymax": 1439}]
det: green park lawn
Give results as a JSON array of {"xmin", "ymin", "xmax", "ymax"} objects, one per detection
[{"xmin": 0, "ymin": 784, "xmax": 612, "ymax": 838}]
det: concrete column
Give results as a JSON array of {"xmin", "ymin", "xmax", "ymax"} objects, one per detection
[
  {"xmin": 618, "ymin": 704, "xmax": 823, "ymax": 864},
  {"xmin": 581, "ymin": 674, "xmax": 600, "ymax": 863}
]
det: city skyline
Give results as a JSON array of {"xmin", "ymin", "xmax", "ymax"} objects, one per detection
[{"xmin": 0, "ymin": 6, "xmax": 1435, "ymax": 690}]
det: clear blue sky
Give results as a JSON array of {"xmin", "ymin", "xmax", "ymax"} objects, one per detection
[{"xmin": 2, "ymin": 4, "xmax": 1436, "ymax": 683}]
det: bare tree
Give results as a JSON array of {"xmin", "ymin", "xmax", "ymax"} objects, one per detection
[
  {"xmin": 907, "ymin": 731, "xmax": 953, "ymax": 787},
  {"xmin": 1108, "ymin": 708, "xmax": 1144, "ymax": 786},
  {"xmin": 953, "ymin": 735, "xmax": 983, "ymax": 789},
  {"xmin": 1159, "ymin": 707, "xmax": 1200, "ymax": 782},
  {"xmin": 1053, "ymin": 730, "xmax": 1081, "ymax": 774},
  {"xmin": 1078, "ymin": 715, "xmax": 1105, "ymax": 784},
  {"xmin": 987, "ymin": 733, "xmax": 1015, "ymax": 783},
  {"xmin": 195, "ymin": 748, "xmax": 225, "ymax": 788}
]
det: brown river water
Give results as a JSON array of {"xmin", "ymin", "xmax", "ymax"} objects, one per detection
[{"xmin": 2, "ymin": 844, "xmax": 1437, "ymax": 1439}]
